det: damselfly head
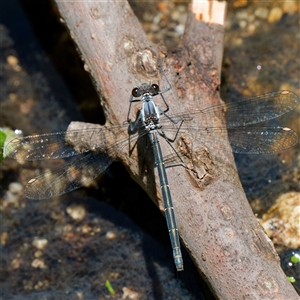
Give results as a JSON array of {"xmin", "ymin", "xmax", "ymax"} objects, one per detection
[{"xmin": 132, "ymin": 83, "xmax": 160, "ymax": 97}]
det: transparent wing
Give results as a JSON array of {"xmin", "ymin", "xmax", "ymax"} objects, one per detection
[
  {"xmin": 161, "ymin": 126, "xmax": 298, "ymax": 161},
  {"xmin": 23, "ymin": 126, "xmax": 147, "ymax": 199},
  {"xmin": 227, "ymin": 126, "xmax": 298, "ymax": 154},
  {"xmin": 5, "ymin": 123, "xmax": 130, "ymax": 161},
  {"xmin": 160, "ymin": 90, "xmax": 299, "ymax": 128},
  {"xmin": 6, "ymin": 90, "xmax": 299, "ymax": 199},
  {"xmin": 25, "ymin": 152, "xmax": 114, "ymax": 199},
  {"xmin": 158, "ymin": 90, "xmax": 299, "ymax": 157},
  {"xmin": 7, "ymin": 91, "xmax": 298, "ymax": 161}
]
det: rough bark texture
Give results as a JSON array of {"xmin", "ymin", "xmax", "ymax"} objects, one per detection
[{"xmin": 54, "ymin": 1, "xmax": 299, "ymax": 299}]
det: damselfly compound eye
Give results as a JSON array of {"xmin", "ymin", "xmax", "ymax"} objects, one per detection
[
  {"xmin": 132, "ymin": 88, "xmax": 141, "ymax": 97},
  {"xmin": 150, "ymin": 84, "xmax": 159, "ymax": 95}
]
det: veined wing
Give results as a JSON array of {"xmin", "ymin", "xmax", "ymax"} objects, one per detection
[
  {"xmin": 160, "ymin": 90, "xmax": 299, "ymax": 128},
  {"xmin": 16, "ymin": 124, "xmax": 149, "ymax": 199},
  {"xmin": 23, "ymin": 126, "xmax": 146, "ymax": 199},
  {"xmin": 25, "ymin": 152, "xmax": 114, "ymax": 199},
  {"xmin": 5, "ymin": 123, "xmax": 130, "ymax": 161},
  {"xmin": 227, "ymin": 126, "xmax": 298, "ymax": 154},
  {"xmin": 161, "ymin": 126, "xmax": 298, "ymax": 156}
]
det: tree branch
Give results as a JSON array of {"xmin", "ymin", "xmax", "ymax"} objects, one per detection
[{"xmin": 54, "ymin": 0, "xmax": 299, "ymax": 299}]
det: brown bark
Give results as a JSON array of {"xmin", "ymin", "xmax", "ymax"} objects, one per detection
[{"xmin": 54, "ymin": 1, "xmax": 299, "ymax": 299}]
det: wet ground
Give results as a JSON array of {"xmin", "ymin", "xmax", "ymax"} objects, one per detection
[{"xmin": 0, "ymin": 0, "xmax": 299, "ymax": 299}]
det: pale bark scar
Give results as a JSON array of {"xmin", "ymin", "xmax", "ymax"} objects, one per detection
[{"xmin": 176, "ymin": 134, "xmax": 214, "ymax": 189}]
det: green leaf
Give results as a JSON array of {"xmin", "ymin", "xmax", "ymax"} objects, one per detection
[
  {"xmin": 0, "ymin": 131, "xmax": 7, "ymax": 162},
  {"xmin": 291, "ymin": 255, "xmax": 300, "ymax": 264},
  {"xmin": 105, "ymin": 280, "xmax": 115, "ymax": 295},
  {"xmin": 0, "ymin": 127, "xmax": 23, "ymax": 158},
  {"xmin": 287, "ymin": 276, "xmax": 296, "ymax": 283}
]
